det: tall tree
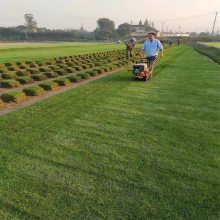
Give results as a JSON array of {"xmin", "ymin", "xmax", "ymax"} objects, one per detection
[
  {"xmin": 117, "ymin": 23, "xmax": 131, "ymax": 37},
  {"xmin": 96, "ymin": 18, "xmax": 115, "ymax": 39},
  {"xmin": 24, "ymin": 14, "xmax": 37, "ymax": 32}
]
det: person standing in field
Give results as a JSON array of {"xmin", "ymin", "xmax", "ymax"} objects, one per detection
[
  {"xmin": 125, "ymin": 38, "xmax": 136, "ymax": 59},
  {"xmin": 177, "ymin": 37, "xmax": 180, "ymax": 46},
  {"xmin": 141, "ymin": 32, "xmax": 164, "ymax": 77}
]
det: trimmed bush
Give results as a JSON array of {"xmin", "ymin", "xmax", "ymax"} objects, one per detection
[
  {"xmin": 64, "ymin": 67, "xmax": 75, "ymax": 73},
  {"xmin": 44, "ymin": 72, "xmax": 58, "ymax": 78},
  {"xmin": 7, "ymin": 66, "xmax": 20, "ymax": 71},
  {"xmin": 77, "ymin": 72, "xmax": 90, "ymax": 79},
  {"xmin": 86, "ymin": 70, "xmax": 98, "ymax": 77},
  {"xmin": 16, "ymin": 62, "xmax": 23, "ymax": 65},
  {"xmin": 0, "ymin": 68, "xmax": 8, "ymax": 73},
  {"xmin": 56, "ymin": 69, "xmax": 68, "ymax": 76},
  {"xmin": 57, "ymin": 64, "xmax": 68, "ymax": 68},
  {"xmin": 1, "ymin": 91, "xmax": 26, "ymax": 103},
  {"xmin": 66, "ymin": 75, "xmax": 81, "ymax": 82},
  {"xmin": 35, "ymin": 61, "xmax": 45, "ymax": 66},
  {"xmin": 23, "ymin": 86, "xmax": 46, "ymax": 96},
  {"xmin": 108, "ymin": 65, "xmax": 114, "ymax": 71},
  {"xmin": 115, "ymin": 63, "xmax": 122, "ymax": 68},
  {"xmin": 87, "ymin": 63, "xmax": 95, "ymax": 68},
  {"xmin": 46, "ymin": 61, "xmax": 53, "ymax": 65},
  {"xmin": 31, "ymin": 73, "xmax": 48, "ymax": 81},
  {"xmin": 81, "ymin": 64, "xmax": 90, "ymax": 70},
  {"xmin": 1, "ymin": 80, "xmax": 20, "ymax": 88},
  {"xmin": 66, "ymin": 62, "xmax": 74, "ymax": 67},
  {"xmin": 29, "ymin": 63, "xmax": 37, "ymax": 68},
  {"xmin": 54, "ymin": 78, "xmax": 71, "ymax": 86},
  {"xmin": 17, "ymin": 65, "xmax": 27, "ymax": 69},
  {"xmin": 27, "ymin": 69, "xmax": 40, "ymax": 75},
  {"xmin": 25, "ymin": 61, "xmax": 32, "ymax": 65},
  {"xmin": 73, "ymin": 66, "xmax": 83, "ymax": 71},
  {"xmin": 94, "ymin": 62, "xmax": 102, "ymax": 66},
  {"xmin": 39, "ymin": 82, "xmax": 59, "ymax": 91},
  {"xmin": 94, "ymin": 68, "xmax": 105, "ymax": 74},
  {"xmin": 4, "ymin": 63, "xmax": 13, "ymax": 67},
  {"xmin": 48, "ymin": 65, "xmax": 58, "ymax": 71},
  {"xmin": 16, "ymin": 71, "xmax": 31, "ymax": 77},
  {"xmin": 2, "ymin": 72, "xmax": 18, "ymax": 79},
  {"xmin": 100, "ymin": 67, "xmax": 108, "ymax": 72},
  {"xmin": 56, "ymin": 60, "xmax": 64, "ymax": 64},
  {"xmin": 16, "ymin": 77, "xmax": 34, "ymax": 84},
  {"xmin": 39, "ymin": 67, "xmax": 51, "ymax": 72}
]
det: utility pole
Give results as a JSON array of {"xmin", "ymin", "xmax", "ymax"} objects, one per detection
[
  {"xmin": 161, "ymin": 22, "xmax": 164, "ymax": 35},
  {"xmin": 212, "ymin": 12, "xmax": 218, "ymax": 35}
]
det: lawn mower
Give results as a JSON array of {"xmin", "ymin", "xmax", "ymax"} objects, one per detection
[{"xmin": 132, "ymin": 56, "xmax": 156, "ymax": 81}]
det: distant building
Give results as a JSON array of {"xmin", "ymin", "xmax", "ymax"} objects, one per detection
[
  {"xmin": 130, "ymin": 19, "xmax": 159, "ymax": 38},
  {"xmin": 161, "ymin": 33, "xmax": 190, "ymax": 37}
]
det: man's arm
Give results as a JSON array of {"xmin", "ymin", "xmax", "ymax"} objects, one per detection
[
  {"xmin": 158, "ymin": 40, "xmax": 164, "ymax": 58},
  {"xmin": 160, "ymin": 50, "xmax": 164, "ymax": 58},
  {"xmin": 140, "ymin": 42, "xmax": 146, "ymax": 56}
]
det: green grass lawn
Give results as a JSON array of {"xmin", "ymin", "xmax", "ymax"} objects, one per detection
[
  {"xmin": 0, "ymin": 46, "xmax": 219, "ymax": 219},
  {"xmin": 194, "ymin": 43, "xmax": 220, "ymax": 64},
  {"xmin": 203, "ymin": 42, "xmax": 220, "ymax": 48},
  {"xmin": 0, "ymin": 42, "xmax": 130, "ymax": 64}
]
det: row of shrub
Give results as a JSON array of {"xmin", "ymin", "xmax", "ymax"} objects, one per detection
[
  {"xmin": 193, "ymin": 43, "xmax": 220, "ymax": 65},
  {"xmin": 0, "ymin": 57, "xmax": 133, "ymax": 89},
  {"xmin": 0, "ymin": 55, "xmax": 128, "ymax": 87},
  {"xmin": 0, "ymin": 60, "xmax": 132, "ymax": 107},
  {"xmin": 0, "ymin": 49, "xmax": 128, "ymax": 75}
]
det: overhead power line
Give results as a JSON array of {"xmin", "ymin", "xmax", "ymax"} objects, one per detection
[{"xmin": 155, "ymin": 12, "xmax": 215, "ymax": 23}]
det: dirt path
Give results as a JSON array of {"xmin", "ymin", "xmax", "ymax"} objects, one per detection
[{"xmin": 0, "ymin": 68, "xmax": 126, "ymax": 116}]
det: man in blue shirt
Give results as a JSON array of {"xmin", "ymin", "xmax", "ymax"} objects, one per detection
[{"xmin": 141, "ymin": 32, "xmax": 164, "ymax": 76}]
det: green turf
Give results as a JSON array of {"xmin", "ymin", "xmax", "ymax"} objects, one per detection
[
  {"xmin": 0, "ymin": 46, "xmax": 219, "ymax": 219},
  {"xmin": 0, "ymin": 42, "xmax": 131, "ymax": 64},
  {"xmin": 194, "ymin": 43, "xmax": 220, "ymax": 65},
  {"xmin": 202, "ymin": 42, "xmax": 220, "ymax": 48}
]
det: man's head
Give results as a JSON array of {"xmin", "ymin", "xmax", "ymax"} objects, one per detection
[{"xmin": 148, "ymin": 32, "xmax": 156, "ymax": 41}]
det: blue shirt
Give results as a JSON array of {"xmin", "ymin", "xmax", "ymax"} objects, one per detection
[{"xmin": 142, "ymin": 39, "xmax": 163, "ymax": 57}]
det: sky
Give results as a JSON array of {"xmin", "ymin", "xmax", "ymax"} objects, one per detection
[{"xmin": 0, "ymin": 0, "xmax": 220, "ymax": 33}]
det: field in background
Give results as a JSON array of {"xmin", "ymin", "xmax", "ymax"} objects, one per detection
[
  {"xmin": 194, "ymin": 42, "xmax": 220, "ymax": 64},
  {"xmin": 0, "ymin": 46, "xmax": 219, "ymax": 219},
  {"xmin": 0, "ymin": 42, "xmax": 136, "ymax": 64},
  {"xmin": 203, "ymin": 42, "xmax": 220, "ymax": 48}
]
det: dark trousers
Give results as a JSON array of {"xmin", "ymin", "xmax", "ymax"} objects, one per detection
[
  {"xmin": 126, "ymin": 49, "xmax": 133, "ymax": 59},
  {"xmin": 147, "ymin": 56, "xmax": 157, "ymax": 73}
]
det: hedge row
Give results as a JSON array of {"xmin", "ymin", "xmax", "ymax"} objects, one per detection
[
  {"xmin": 0, "ymin": 49, "xmax": 128, "ymax": 75},
  {"xmin": 0, "ymin": 58, "xmax": 134, "ymax": 89},
  {"xmin": 193, "ymin": 43, "xmax": 220, "ymax": 65},
  {"xmin": 0, "ymin": 57, "xmax": 134, "ymax": 108}
]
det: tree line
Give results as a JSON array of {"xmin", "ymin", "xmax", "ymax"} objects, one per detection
[{"xmin": 0, "ymin": 14, "xmax": 153, "ymax": 41}]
